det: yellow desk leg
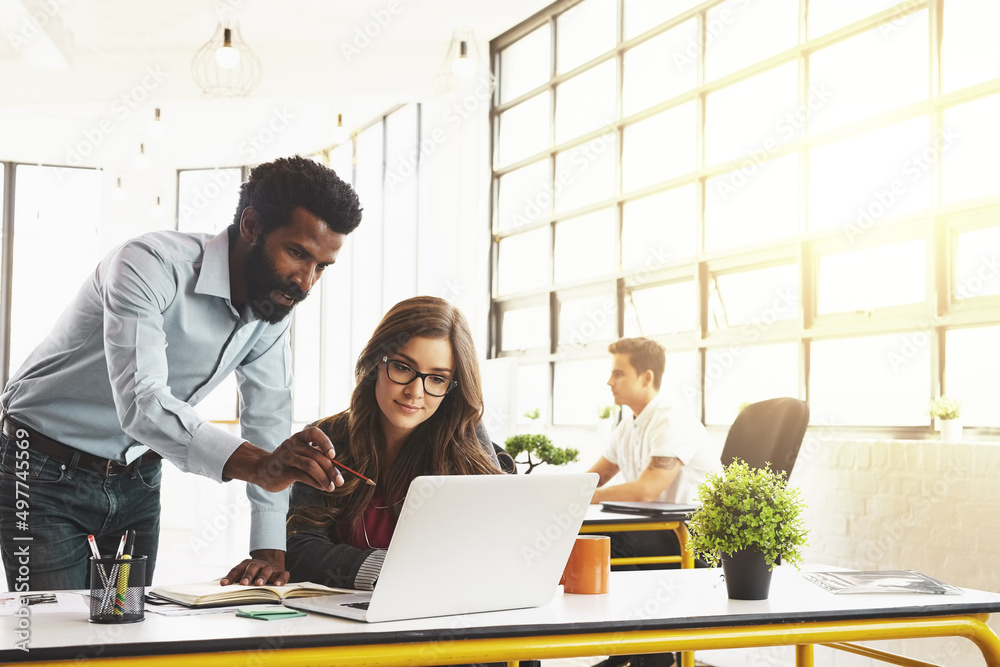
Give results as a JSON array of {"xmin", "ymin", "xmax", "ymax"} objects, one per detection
[
  {"xmin": 587, "ymin": 520, "xmax": 697, "ymax": 667},
  {"xmin": 795, "ymin": 644, "xmax": 814, "ymax": 667},
  {"xmin": 675, "ymin": 522, "xmax": 693, "ymax": 569}
]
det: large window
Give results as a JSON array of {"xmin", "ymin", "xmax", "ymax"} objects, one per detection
[
  {"xmin": 489, "ymin": 0, "xmax": 1000, "ymax": 435},
  {"xmin": 295, "ymin": 106, "xmax": 424, "ymax": 423},
  {"xmin": 7, "ymin": 166, "xmax": 104, "ymax": 380}
]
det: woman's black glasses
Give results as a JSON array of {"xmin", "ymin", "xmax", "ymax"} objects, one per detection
[{"xmin": 381, "ymin": 357, "xmax": 458, "ymax": 397}]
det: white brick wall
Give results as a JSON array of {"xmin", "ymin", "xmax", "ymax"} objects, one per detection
[{"xmin": 744, "ymin": 437, "xmax": 1000, "ymax": 667}]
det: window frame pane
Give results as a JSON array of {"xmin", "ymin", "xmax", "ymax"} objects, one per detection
[{"xmin": 488, "ymin": 0, "xmax": 1000, "ymax": 437}]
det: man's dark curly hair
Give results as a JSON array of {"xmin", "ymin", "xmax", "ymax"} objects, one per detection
[{"xmin": 232, "ymin": 155, "xmax": 363, "ymax": 236}]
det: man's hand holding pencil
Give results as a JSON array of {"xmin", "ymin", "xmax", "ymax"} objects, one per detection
[
  {"xmin": 222, "ymin": 426, "xmax": 348, "ymax": 493},
  {"xmin": 218, "ymin": 426, "xmax": 375, "ymax": 588}
]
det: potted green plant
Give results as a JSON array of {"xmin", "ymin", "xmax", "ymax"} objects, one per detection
[
  {"xmin": 503, "ymin": 433, "xmax": 579, "ymax": 474},
  {"xmin": 929, "ymin": 396, "xmax": 962, "ymax": 442},
  {"xmin": 686, "ymin": 459, "xmax": 809, "ymax": 600}
]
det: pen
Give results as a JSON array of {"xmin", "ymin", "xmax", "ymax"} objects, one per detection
[
  {"xmin": 102, "ymin": 532, "xmax": 131, "ymax": 615},
  {"xmin": 86, "ymin": 534, "xmax": 102, "ymax": 560},
  {"xmin": 114, "ymin": 532, "xmax": 128, "ymax": 560},
  {"xmin": 87, "ymin": 534, "xmax": 112, "ymax": 596},
  {"xmin": 114, "ymin": 555, "xmax": 130, "ymax": 616},
  {"xmin": 124, "ymin": 529, "xmax": 135, "ymax": 556},
  {"xmin": 114, "ymin": 531, "xmax": 136, "ymax": 617},
  {"xmin": 21, "ymin": 594, "xmax": 57, "ymax": 606}
]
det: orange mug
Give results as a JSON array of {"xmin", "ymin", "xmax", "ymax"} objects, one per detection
[{"xmin": 560, "ymin": 535, "xmax": 610, "ymax": 594}]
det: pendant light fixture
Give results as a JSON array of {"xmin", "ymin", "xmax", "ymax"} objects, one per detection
[
  {"xmin": 332, "ymin": 113, "xmax": 350, "ymax": 145},
  {"xmin": 148, "ymin": 107, "xmax": 165, "ymax": 138},
  {"xmin": 434, "ymin": 29, "xmax": 487, "ymax": 94},
  {"xmin": 191, "ymin": 22, "xmax": 261, "ymax": 97}
]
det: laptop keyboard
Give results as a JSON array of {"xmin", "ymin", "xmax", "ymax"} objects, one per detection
[{"xmin": 343, "ymin": 602, "xmax": 370, "ymax": 610}]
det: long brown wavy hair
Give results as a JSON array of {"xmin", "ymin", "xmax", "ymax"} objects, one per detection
[{"xmin": 287, "ymin": 296, "xmax": 501, "ymax": 535}]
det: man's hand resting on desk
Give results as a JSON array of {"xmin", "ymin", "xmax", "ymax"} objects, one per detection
[
  {"xmin": 219, "ymin": 427, "xmax": 344, "ymax": 586},
  {"xmin": 222, "ymin": 426, "xmax": 346, "ymax": 493},
  {"xmin": 221, "ymin": 550, "xmax": 289, "ymax": 587}
]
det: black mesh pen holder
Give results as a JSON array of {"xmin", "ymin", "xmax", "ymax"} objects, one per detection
[{"xmin": 89, "ymin": 555, "xmax": 146, "ymax": 623}]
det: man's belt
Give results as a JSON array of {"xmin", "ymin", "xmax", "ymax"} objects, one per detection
[{"xmin": 1, "ymin": 414, "xmax": 161, "ymax": 477}]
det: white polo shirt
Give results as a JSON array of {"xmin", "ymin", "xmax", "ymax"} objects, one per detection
[{"xmin": 603, "ymin": 392, "xmax": 722, "ymax": 503}]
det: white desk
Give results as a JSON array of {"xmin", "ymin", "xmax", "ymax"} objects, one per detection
[{"xmin": 3, "ymin": 568, "xmax": 1000, "ymax": 666}]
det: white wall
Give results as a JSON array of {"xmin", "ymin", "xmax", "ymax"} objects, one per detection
[{"xmin": 703, "ymin": 434, "xmax": 1000, "ymax": 667}]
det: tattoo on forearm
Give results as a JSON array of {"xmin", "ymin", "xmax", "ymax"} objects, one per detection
[{"xmin": 650, "ymin": 457, "xmax": 680, "ymax": 470}]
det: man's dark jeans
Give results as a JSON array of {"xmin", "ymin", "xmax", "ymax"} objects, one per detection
[{"xmin": 0, "ymin": 429, "xmax": 161, "ymax": 591}]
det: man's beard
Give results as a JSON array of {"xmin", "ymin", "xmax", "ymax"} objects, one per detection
[{"xmin": 244, "ymin": 241, "xmax": 309, "ymax": 324}]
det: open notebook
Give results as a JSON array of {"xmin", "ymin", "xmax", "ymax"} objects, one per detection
[
  {"xmin": 148, "ymin": 581, "xmax": 350, "ymax": 608},
  {"xmin": 285, "ymin": 472, "xmax": 598, "ymax": 622}
]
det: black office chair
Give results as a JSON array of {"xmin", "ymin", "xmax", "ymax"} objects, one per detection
[
  {"xmin": 720, "ymin": 397, "xmax": 809, "ymax": 479},
  {"xmin": 599, "ymin": 400, "xmax": 810, "ymax": 667},
  {"xmin": 493, "ymin": 443, "xmax": 517, "ymax": 474}
]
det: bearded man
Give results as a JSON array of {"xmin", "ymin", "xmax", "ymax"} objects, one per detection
[{"xmin": 0, "ymin": 156, "xmax": 362, "ymax": 591}]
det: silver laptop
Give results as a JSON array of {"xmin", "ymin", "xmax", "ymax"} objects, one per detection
[{"xmin": 284, "ymin": 472, "xmax": 598, "ymax": 622}]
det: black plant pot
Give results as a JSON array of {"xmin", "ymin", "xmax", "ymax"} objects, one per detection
[{"xmin": 721, "ymin": 549, "xmax": 773, "ymax": 600}]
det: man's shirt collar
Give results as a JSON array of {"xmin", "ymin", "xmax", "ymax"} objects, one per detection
[
  {"xmin": 195, "ymin": 228, "xmax": 234, "ymax": 301},
  {"xmin": 631, "ymin": 391, "xmax": 663, "ymax": 429}
]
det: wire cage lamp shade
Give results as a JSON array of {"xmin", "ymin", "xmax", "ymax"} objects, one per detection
[
  {"xmin": 433, "ymin": 28, "xmax": 491, "ymax": 95},
  {"xmin": 191, "ymin": 22, "xmax": 261, "ymax": 97}
]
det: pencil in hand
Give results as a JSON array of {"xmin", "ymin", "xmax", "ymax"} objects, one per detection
[
  {"xmin": 308, "ymin": 441, "xmax": 375, "ymax": 486},
  {"xmin": 333, "ymin": 459, "xmax": 376, "ymax": 486}
]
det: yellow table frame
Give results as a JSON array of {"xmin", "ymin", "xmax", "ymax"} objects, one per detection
[
  {"xmin": 8, "ymin": 613, "xmax": 998, "ymax": 667},
  {"xmin": 580, "ymin": 516, "xmax": 695, "ymax": 665},
  {"xmin": 579, "ymin": 519, "xmax": 693, "ymax": 569}
]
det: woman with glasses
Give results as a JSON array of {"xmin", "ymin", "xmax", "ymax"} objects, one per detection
[{"xmin": 285, "ymin": 296, "xmax": 503, "ymax": 591}]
